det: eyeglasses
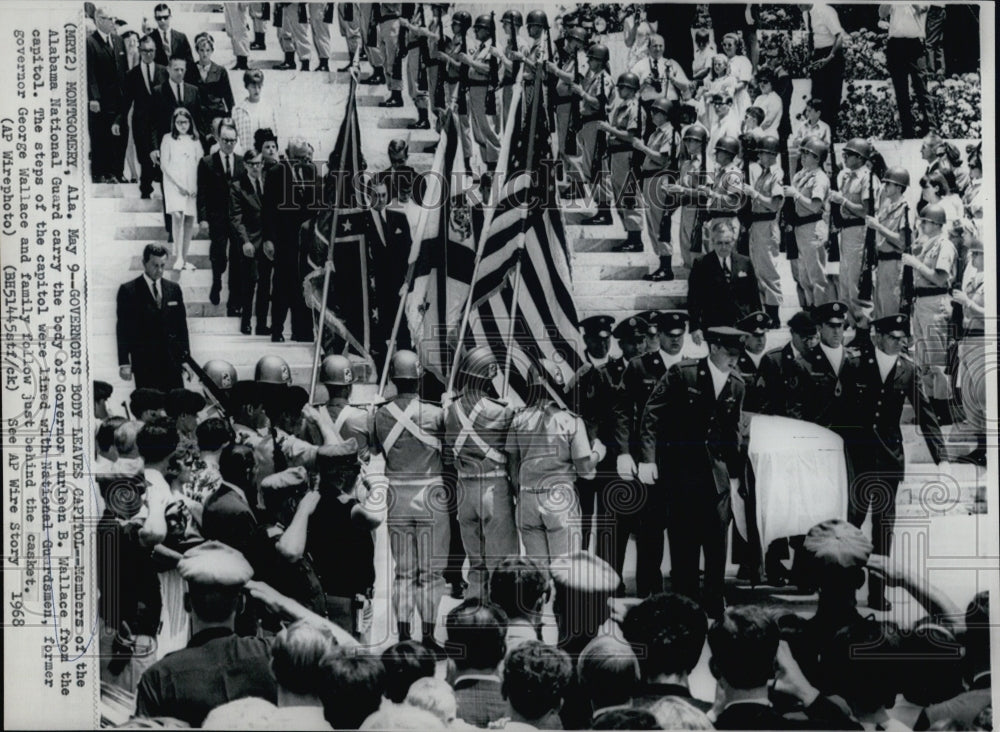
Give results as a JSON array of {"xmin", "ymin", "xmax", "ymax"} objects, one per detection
[
  {"xmin": 140, "ymin": 47, "xmax": 156, "ymax": 53},
  {"xmin": 220, "ymin": 136, "xmax": 238, "ymax": 144},
  {"xmin": 155, "ymin": 14, "xmax": 170, "ymax": 20}
]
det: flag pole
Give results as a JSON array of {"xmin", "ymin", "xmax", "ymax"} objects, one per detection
[
  {"xmin": 309, "ymin": 46, "xmax": 361, "ymax": 403},
  {"xmin": 445, "ymin": 70, "xmax": 525, "ymax": 397},
  {"xmin": 500, "ymin": 71, "xmax": 544, "ymax": 401},
  {"xmin": 377, "ymin": 120, "xmax": 451, "ymax": 398}
]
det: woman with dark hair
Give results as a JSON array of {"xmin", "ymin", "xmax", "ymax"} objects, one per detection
[
  {"xmin": 159, "ymin": 107, "xmax": 202, "ymax": 269},
  {"xmin": 380, "ymin": 640, "xmax": 437, "ymax": 706},
  {"xmin": 188, "ymin": 32, "xmax": 235, "ymax": 152},
  {"xmin": 921, "ymin": 170, "xmax": 964, "ymax": 224}
]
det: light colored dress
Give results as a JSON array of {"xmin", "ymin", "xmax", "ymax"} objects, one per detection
[
  {"xmin": 159, "ymin": 133, "xmax": 201, "ymax": 216},
  {"xmin": 728, "ymin": 54, "xmax": 753, "ymax": 117}
]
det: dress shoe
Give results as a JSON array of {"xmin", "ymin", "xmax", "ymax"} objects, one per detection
[
  {"xmin": 378, "ymin": 93, "xmax": 403, "ymax": 108},
  {"xmin": 240, "ymin": 323, "xmax": 252, "ymax": 335},
  {"xmin": 644, "ymin": 266, "xmax": 675, "ymax": 281},
  {"xmin": 255, "ymin": 324, "xmax": 271, "ymax": 336},
  {"xmin": 209, "ymin": 283, "xmax": 221, "ymax": 306},
  {"xmin": 271, "ymin": 334, "xmax": 285, "ymax": 343},
  {"xmin": 580, "ymin": 211, "xmax": 612, "ymax": 226},
  {"xmin": 613, "ymin": 239, "xmax": 643, "ymax": 252},
  {"xmin": 336, "ymin": 64, "xmax": 353, "ymax": 72},
  {"xmin": 407, "ymin": 117, "xmax": 430, "ymax": 129},
  {"xmin": 361, "ymin": 70, "xmax": 385, "ymax": 85}
]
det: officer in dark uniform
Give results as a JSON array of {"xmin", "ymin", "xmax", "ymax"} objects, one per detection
[
  {"xmin": 135, "ymin": 542, "xmax": 277, "ymax": 726},
  {"xmin": 845, "ymin": 314, "xmax": 946, "ymax": 610},
  {"xmin": 610, "ymin": 316, "xmax": 648, "ymax": 379},
  {"xmin": 793, "ymin": 301, "xmax": 859, "ymax": 435},
  {"xmin": 637, "ymin": 327, "xmax": 746, "ymax": 618}
]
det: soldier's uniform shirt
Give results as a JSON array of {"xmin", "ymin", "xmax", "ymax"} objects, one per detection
[
  {"xmin": 835, "ymin": 166, "xmax": 872, "ymax": 306},
  {"xmin": 580, "ymin": 69, "xmax": 614, "ymax": 119},
  {"xmin": 912, "ymin": 232, "xmax": 956, "ymax": 289},
  {"xmin": 443, "ymin": 394, "xmax": 513, "ymax": 476},
  {"xmin": 578, "ymin": 69, "xmax": 615, "ymax": 198},
  {"xmin": 747, "ymin": 161, "xmax": 785, "ymax": 306},
  {"xmin": 641, "ymin": 121, "xmax": 679, "ymax": 255},
  {"xmin": 608, "ymin": 96, "xmax": 641, "ymax": 142},
  {"xmin": 253, "ymin": 427, "xmax": 319, "ymax": 486},
  {"xmin": 325, "ymin": 397, "xmax": 372, "ymax": 462},
  {"xmin": 758, "ymin": 343, "xmax": 808, "ymax": 419},
  {"xmin": 631, "ymin": 55, "xmax": 689, "ymax": 102},
  {"xmin": 521, "ymin": 36, "xmax": 547, "ymax": 84},
  {"xmin": 911, "ymin": 232, "xmax": 957, "ymax": 399},
  {"xmin": 613, "ymin": 350, "xmax": 681, "ymax": 457},
  {"xmin": 789, "ymin": 118, "xmax": 832, "ymax": 151},
  {"xmin": 791, "ymin": 167, "xmax": 832, "ymax": 306},
  {"xmin": 873, "ymin": 194, "xmax": 910, "ymax": 318},
  {"xmin": 795, "ymin": 343, "xmax": 860, "ymax": 434},
  {"xmin": 374, "ymin": 394, "xmax": 444, "ymax": 481},
  {"xmin": 736, "ymin": 349, "xmax": 768, "ymax": 415},
  {"xmin": 706, "ymin": 159, "xmax": 744, "ymax": 218},
  {"xmin": 135, "ymin": 628, "xmax": 277, "ymax": 727}
]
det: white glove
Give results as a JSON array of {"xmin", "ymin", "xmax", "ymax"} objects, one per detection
[
  {"xmin": 616, "ymin": 454, "xmax": 636, "ymax": 481},
  {"xmin": 591, "ymin": 439, "xmax": 607, "ymax": 463},
  {"xmin": 637, "ymin": 462, "xmax": 658, "ymax": 485}
]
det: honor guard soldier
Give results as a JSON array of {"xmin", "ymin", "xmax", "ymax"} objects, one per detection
[
  {"xmin": 845, "ymin": 314, "xmax": 946, "ymax": 610},
  {"xmin": 591, "ymin": 73, "xmax": 644, "ymax": 250},
  {"xmin": 637, "ymin": 327, "xmax": 746, "ymax": 619},
  {"xmin": 758, "ymin": 311, "xmax": 816, "ymax": 420},
  {"xmin": 443, "ymin": 346, "xmax": 518, "ymax": 600},
  {"xmin": 455, "ymin": 15, "xmax": 502, "ymax": 176},
  {"xmin": 443, "ymin": 11, "xmax": 476, "ymax": 171},
  {"xmin": 253, "ymin": 355, "xmax": 323, "ymax": 480},
  {"xmin": 665, "ymin": 124, "xmax": 710, "ymax": 270},
  {"xmin": 784, "ymin": 136, "xmax": 833, "ymax": 309},
  {"xmin": 829, "ymin": 138, "xmax": 874, "ymax": 312},
  {"xmin": 571, "ymin": 43, "xmax": 615, "ymax": 202},
  {"xmin": 493, "ymin": 10, "xmax": 525, "ymax": 122},
  {"xmin": 277, "ymin": 2, "xmax": 312, "ymax": 71},
  {"xmin": 702, "ymin": 135, "xmax": 743, "ymax": 231},
  {"xmin": 308, "ymin": 3, "xmax": 335, "ymax": 72},
  {"xmin": 547, "ymin": 27, "xmax": 589, "ymax": 193},
  {"xmin": 224, "ymin": 4, "xmax": 252, "ymax": 70},
  {"xmin": 507, "ymin": 359, "xmax": 600, "ymax": 567},
  {"xmin": 742, "ymin": 134, "xmax": 785, "ymax": 327},
  {"xmin": 319, "ymin": 354, "xmax": 372, "ymax": 462},
  {"xmin": 250, "ymin": 3, "xmax": 270, "ymax": 52},
  {"xmin": 611, "ymin": 315, "xmax": 648, "ymax": 368},
  {"xmin": 904, "ymin": 202, "xmax": 957, "ymax": 416},
  {"xmin": 373, "ymin": 3, "xmax": 404, "ymax": 104},
  {"xmin": 373, "ymin": 350, "xmax": 449, "ymax": 650},
  {"xmin": 201, "ymin": 359, "xmax": 238, "ymax": 418},
  {"xmin": 518, "ymin": 11, "xmax": 550, "ymax": 109},
  {"xmin": 135, "ymin": 542, "xmax": 277, "ymax": 726},
  {"xmin": 633, "ymin": 97, "xmax": 680, "ymax": 281},
  {"xmin": 567, "ymin": 315, "xmax": 621, "ymax": 553},
  {"xmin": 865, "ymin": 166, "xmax": 911, "ymax": 318},
  {"xmin": 397, "ymin": 4, "xmax": 432, "ymax": 128},
  {"xmin": 794, "ymin": 301, "xmax": 859, "ymax": 436}
]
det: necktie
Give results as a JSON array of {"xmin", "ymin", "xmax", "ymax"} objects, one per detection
[
  {"xmin": 144, "ymin": 63, "xmax": 151, "ymax": 92},
  {"xmin": 224, "ymin": 155, "xmax": 231, "ymax": 178},
  {"xmin": 723, "ymin": 259, "xmax": 732, "ymax": 282},
  {"xmin": 174, "ymin": 82, "xmax": 181, "ymax": 103},
  {"xmin": 255, "ymin": 179, "xmax": 262, "ymax": 199},
  {"xmin": 152, "ymin": 279, "xmax": 161, "ymax": 307}
]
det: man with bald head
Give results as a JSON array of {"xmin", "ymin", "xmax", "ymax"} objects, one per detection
[{"xmin": 262, "ymin": 137, "xmax": 319, "ymax": 342}]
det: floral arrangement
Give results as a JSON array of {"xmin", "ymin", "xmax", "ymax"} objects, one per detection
[
  {"xmin": 755, "ymin": 4, "xmax": 804, "ymax": 31},
  {"xmin": 843, "ymin": 29, "xmax": 889, "ymax": 81},
  {"xmin": 757, "ymin": 30, "xmax": 810, "ymax": 78}
]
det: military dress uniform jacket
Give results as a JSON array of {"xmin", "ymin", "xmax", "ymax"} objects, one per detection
[
  {"xmin": 735, "ymin": 351, "xmax": 767, "ymax": 415},
  {"xmin": 571, "ymin": 357, "xmax": 624, "ymax": 468},
  {"xmin": 793, "ymin": 345, "xmax": 860, "ymax": 434},
  {"xmin": 640, "ymin": 358, "xmax": 745, "ymax": 496},
  {"xmin": 373, "ymin": 394, "xmax": 444, "ymax": 482},
  {"xmin": 613, "ymin": 351, "xmax": 669, "ymax": 458},
  {"xmin": 758, "ymin": 343, "xmax": 809, "ymax": 419}
]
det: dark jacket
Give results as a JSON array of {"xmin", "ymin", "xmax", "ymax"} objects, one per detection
[
  {"xmin": 758, "ymin": 343, "xmax": 809, "ymax": 419},
  {"xmin": 793, "ymin": 344, "xmax": 861, "ymax": 435},
  {"xmin": 151, "ymin": 27, "xmax": 195, "ymax": 69},
  {"xmin": 86, "ymin": 30, "xmax": 128, "ymax": 114},
  {"xmin": 714, "ymin": 698, "xmax": 861, "ymax": 730},
  {"xmin": 197, "ymin": 151, "xmax": 245, "ymax": 229},
  {"xmin": 262, "ymin": 160, "xmax": 321, "ymax": 250},
  {"xmin": 150, "ymin": 79, "xmax": 202, "ymax": 150},
  {"xmin": 116, "ymin": 275, "xmax": 189, "ymax": 391},
  {"xmin": 687, "ymin": 251, "xmax": 762, "ymax": 331},
  {"xmin": 188, "ymin": 61, "xmax": 235, "ymax": 141},
  {"xmin": 230, "ymin": 172, "xmax": 265, "ymax": 251},
  {"xmin": 118, "ymin": 62, "xmax": 169, "ymax": 151},
  {"xmin": 613, "ymin": 351, "xmax": 670, "ymax": 457}
]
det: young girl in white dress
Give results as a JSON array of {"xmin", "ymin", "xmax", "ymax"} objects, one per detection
[{"xmin": 159, "ymin": 107, "xmax": 201, "ymax": 270}]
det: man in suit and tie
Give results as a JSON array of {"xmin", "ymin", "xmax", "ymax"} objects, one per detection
[
  {"xmin": 197, "ymin": 120, "xmax": 245, "ymax": 313},
  {"xmin": 87, "ymin": 6, "xmax": 129, "ymax": 182},
  {"xmin": 638, "ymin": 327, "xmax": 746, "ymax": 619},
  {"xmin": 116, "ymin": 35, "xmax": 168, "ymax": 198},
  {"xmin": 151, "ymin": 3, "xmax": 196, "ymax": 69},
  {"xmin": 117, "ymin": 244, "xmax": 191, "ymax": 391},
  {"xmin": 845, "ymin": 314, "xmax": 946, "ymax": 610},
  {"xmin": 687, "ymin": 218, "xmax": 762, "ymax": 345},
  {"xmin": 230, "ymin": 148, "xmax": 269, "ymax": 335},
  {"xmin": 368, "ymin": 179, "xmax": 413, "ymax": 361},
  {"xmin": 262, "ymin": 137, "xmax": 319, "ymax": 342}
]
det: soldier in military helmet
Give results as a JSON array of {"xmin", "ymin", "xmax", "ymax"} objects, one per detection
[
  {"xmin": 319, "ymin": 354, "xmax": 372, "ymax": 461},
  {"xmin": 507, "ymin": 358, "xmax": 601, "ymax": 567},
  {"xmin": 569, "ymin": 43, "xmax": 614, "ymax": 204},
  {"xmin": 437, "ymin": 11, "xmax": 476, "ymax": 170},
  {"xmin": 453, "ymin": 14, "xmax": 502, "ymax": 177},
  {"xmin": 845, "ymin": 313, "xmax": 946, "ymax": 609},
  {"xmin": 514, "ymin": 10, "xmax": 550, "ymax": 108},
  {"xmin": 200, "ymin": 359, "xmax": 238, "ymax": 419},
  {"xmin": 784, "ymin": 136, "xmax": 833, "ymax": 308},
  {"xmin": 491, "ymin": 10, "xmax": 527, "ymax": 122},
  {"xmin": 701, "ymin": 134, "xmax": 743, "ymax": 235},
  {"xmin": 546, "ymin": 26, "xmax": 589, "ymax": 197},
  {"xmin": 442, "ymin": 345, "xmax": 517, "ymax": 600},
  {"xmin": 633, "ymin": 97, "xmax": 680, "ymax": 281},
  {"xmin": 830, "ymin": 138, "xmax": 875, "ymax": 314},
  {"xmin": 865, "ymin": 166, "xmax": 911, "ymax": 318},
  {"xmin": 741, "ymin": 134, "xmax": 785, "ymax": 328},
  {"xmin": 372, "ymin": 350, "xmax": 449, "ymax": 652},
  {"xmin": 664, "ymin": 124, "xmax": 710, "ymax": 269}
]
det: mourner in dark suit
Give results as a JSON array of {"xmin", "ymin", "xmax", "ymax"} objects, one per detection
[
  {"xmin": 117, "ymin": 36, "xmax": 168, "ymax": 198},
  {"xmin": 87, "ymin": 7, "xmax": 129, "ymax": 182},
  {"xmin": 187, "ymin": 32, "xmax": 236, "ymax": 152},
  {"xmin": 150, "ymin": 58, "xmax": 202, "ymax": 151},
  {"xmin": 151, "ymin": 3, "xmax": 196, "ymax": 68},
  {"xmin": 687, "ymin": 218, "xmax": 762, "ymax": 342},
  {"xmin": 116, "ymin": 244, "xmax": 190, "ymax": 391},
  {"xmin": 638, "ymin": 327, "xmax": 746, "ymax": 619},
  {"xmin": 262, "ymin": 139, "xmax": 320, "ymax": 342},
  {"xmin": 845, "ymin": 314, "xmax": 946, "ymax": 610},
  {"xmin": 368, "ymin": 179, "xmax": 413, "ymax": 361},
  {"xmin": 230, "ymin": 149, "xmax": 269, "ymax": 335},
  {"xmin": 197, "ymin": 122, "xmax": 245, "ymax": 312}
]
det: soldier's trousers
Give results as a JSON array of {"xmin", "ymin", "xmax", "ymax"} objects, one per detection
[
  {"xmin": 224, "ymin": 3, "xmax": 251, "ymax": 57},
  {"xmin": 501, "ymin": 83, "xmax": 515, "ymax": 129},
  {"xmin": 518, "ymin": 485, "xmax": 581, "ymax": 568},
  {"xmin": 749, "ymin": 219, "xmax": 782, "ymax": 306},
  {"xmin": 579, "ymin": 120, "xmax": 609, "ymax": 204},
  {"xmin": 359, "ymin": 4, "xmax": 376, "ymax": 57},
  {"xmin": 794, "ymin": 220, "xmax": 832, "ymax": 307},
  {"xmin": 846, "ymin": 467, "xmax": 899, "ymax": 558},
  {"xmin": 338, "ymin": 6, "xmax": 361, "ymax": 58},
  {"xmin": 555, "ymin": 103, "xmax": 585, "ymax": 183},
  {"xmin": 387, "ymin": 480, "xmax": 450, "ymax": 627},
  {"xmin": 468, "ymin": 86, "xmax": 501, "ymax": 165},
  {"xmin": 379, "ymin": 19, "xmax": 402, "ymax": 89},
  {"xmin": 280, "ymin": 3, "xmax": 311, "ymax": 58},
  {"xmin": 678, "ymin": 206, "xmax": 699, "ymax": 268},
  {"xmin": 874, "ymin": 258, "xmax": 902, "ymax": 318},
  {"xmin": 447, "ymin": 82, "xmax": 475, "ymax": 163},
  {"xmin": 912, "ymin": 293, "xmax": 953, "ymax": 400},
  {"xmin": 667, "ymin": 487, "xmax": 731, "ymax": 618},
  {"xmin": 251, "ymin": 2, "xmax": 269, "ymax": 33},
  {"xmin": 837, "ymin": 225, "xmax": 865, "ymax": 314},
  {"xmin": 642, "ymin": 174, "xmax": 672, "ymax": 258},
  {"xmin": 309, "ymin": 5, "xmax": 333, "ymax": 59},
  {"xmin": 456, "ymin": 473, "xmax": 518, "ymax": 600},
  {"xmin": 610, "ymin": 152, "xmax": 643, "ymax": 232},
  {"xmin": 407, "ymin": 47, "xmax": 428, "ymax": 109},
  {"xmin": 592, "ymin": 476, "xmax": 659, "ymax": 597}
]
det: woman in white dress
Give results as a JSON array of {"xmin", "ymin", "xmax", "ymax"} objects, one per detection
[
  {"xmin": 722, "ymin": 32, "xmax": 753, "ymax": 118},
  {"xmin": 623, "ymin": 6, "xmax": 653, "ymax": 69},
  {"xmin": 699, "ymin": 54, "xmax": 736, "ymax": 129},
  {"xmin": 159, "ymin": 107, "xmax": 201, "ymax": 270}
]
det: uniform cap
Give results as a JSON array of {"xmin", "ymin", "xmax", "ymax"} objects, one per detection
[
  {"xmin": 682, "ymin": 125, "xmax": 709, "ymax": 144},
  {"xmin": 650, "ymin": 98, "xmax": 673, "ymax": 116},
  {"xmin": 919, "ymin": 204, "xmax": 947, "ymax": 226},
  {"xmin": 177, "ymin": 540, "xmax": 254, "ymax": 587},
  {"xmin": 872, "ymin": 314, "xmax": 910, "ymax": 337},
  {"xmin": 736, "ymin": 311, "xmax": 770, "ymax": 336},
  {"xmin": 203, "ymin": 360, "xmax": 238, "ymax": 391},
  {"xmin": 813, "ymin": 301, "xmax": 849, "ymax": 324},
  {"xmin": 255, "ymin": 355, "xmax": 293, "ymax": 385},
  {"xmin": 802, "ymin": 519, "xmax": 873, "ymax": 569},
  {"xmin": 587, "ymin": 43, "xmax": 610, "ymax": 62},
  {"xmin": 549, "ymin": 550, "xmax": 620, "ymax": 595},
  {"xmin": 501, "ymin": 10, "xmax": 523, "ymax": 27},
  {"xmin": 655, "ymin": 310, "xmax": 689, "ymax": 335},
  {"xmin": 612, "ymin": 316, "xmax": 648, "ymax": 342},
  {"xmin": 787, "ymin": 310, "xmax": 817, "ymax": 335},
  {"xmin": 320, "ymin": 354, "xmax": 355, "ymax": 386},
  {"xmin": 616, "ymin": 72, "xmax": 640, "ymax": 90},
  {"xmin": 473, "ymin": 13, "xmax": 492, "ymax": 30},
  {"xmin": 881, "ymin": 166, "xmax": 910, "ymax": 188},
  {"xmin": 390, "ymin": 350, "xmax": 422, "ymax": 380},
  {"xmin": 634, "ymin": 310, "xmax": 662, "ymax": 336},
  {"xmin": 259, "ymin": 465, "xmax": 310, "ymax": 492},
  {"xmin": 704, "ymin": 326, "xmax": 747, "ymax": 349},
  {"xmin": 580, "ymin": 315, "xmax": 614, "ymax": 339},
  {"xmin": 714, "ymin": 135, "xmax": 740, "ymax": 157},
  {"xmin": 843, "ymin": 137, "xmax": 874, "ymax": 160}
]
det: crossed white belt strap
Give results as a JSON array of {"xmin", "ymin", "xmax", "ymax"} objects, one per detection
[
  {"xmin": 332, "ymin": 406, "xmax": 352, "ymax": 437},
  {"xmin": 453, "ymin": 399, "xmax": 505, "ymax": 465},
  {"xmin": 381, "ymin": 400, "xmax": 441, "ymax": 455}
]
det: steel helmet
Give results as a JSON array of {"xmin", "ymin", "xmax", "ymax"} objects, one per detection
[
  {"xmin": 616, "ymin": 72, "xmax": 640, "ymax": 90},
  {"xmin": 587, "ymin": 43, "xmax": 609, "ymax": 62},
  {"xmin": 501, "ymin": 10, "xmax": 523, "ymax": 27},
  {"xmin": 683, "ymin": 125, "xmax": 708, "ymax": 144},
  {"xmin": 714, "ymin": 135, "xmax": 740, "ymax": 157},
  {"xmin": 254, "ymin": 355, "xmax": 293, "ymax": 385},
  {"xmin": 882, "ymin": 166, "xmax": 910, "ymax": 188},
  {"xmin": 566, "ymin": 27, "xmax": 589, "ymax": 43},
  {"xmin": 451, "ymin": 10, "xmax": 472, "ymax": 29},
  {"xmin": 753, "ymin": 135, "xmax": 781, "ymax": 155},
  {"xmin": 650, "ymin": 98, "xmax": 673, "ymax": 116},
  {"xmin": 320, "ymin": 354, "xmax": 355, "ymax": 386},
  {"xmin": 798, "ymin": 136, "xmax": 829, "ymax": 159},
  {"xmin": 919, "ymin": 203, "xmax": 947, "ymax": 227},
  {"xmin": 528, "ymin": 358, "xmax": 565, "ymax": 387},
  {"xmin": 526, "ymin": 10, "xmax": 548, "ymax": 28},
  {"xmin": 843, "ymin": 137, "xmax": 874, "ymax": 160},
  {"xmin": 203, "ymin": 359, "xmax": 238, "ymax": 391},
  {"xmin": 459, "ymin": 345, "xmax": 499, "ymax": 380},
  {"xmin": 473, "ymin": 13, "xmax": 492, "ymax": 31},
  {"xmin": 389, "ymin": 350, "xmax": 422, "ymax": 380}
]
